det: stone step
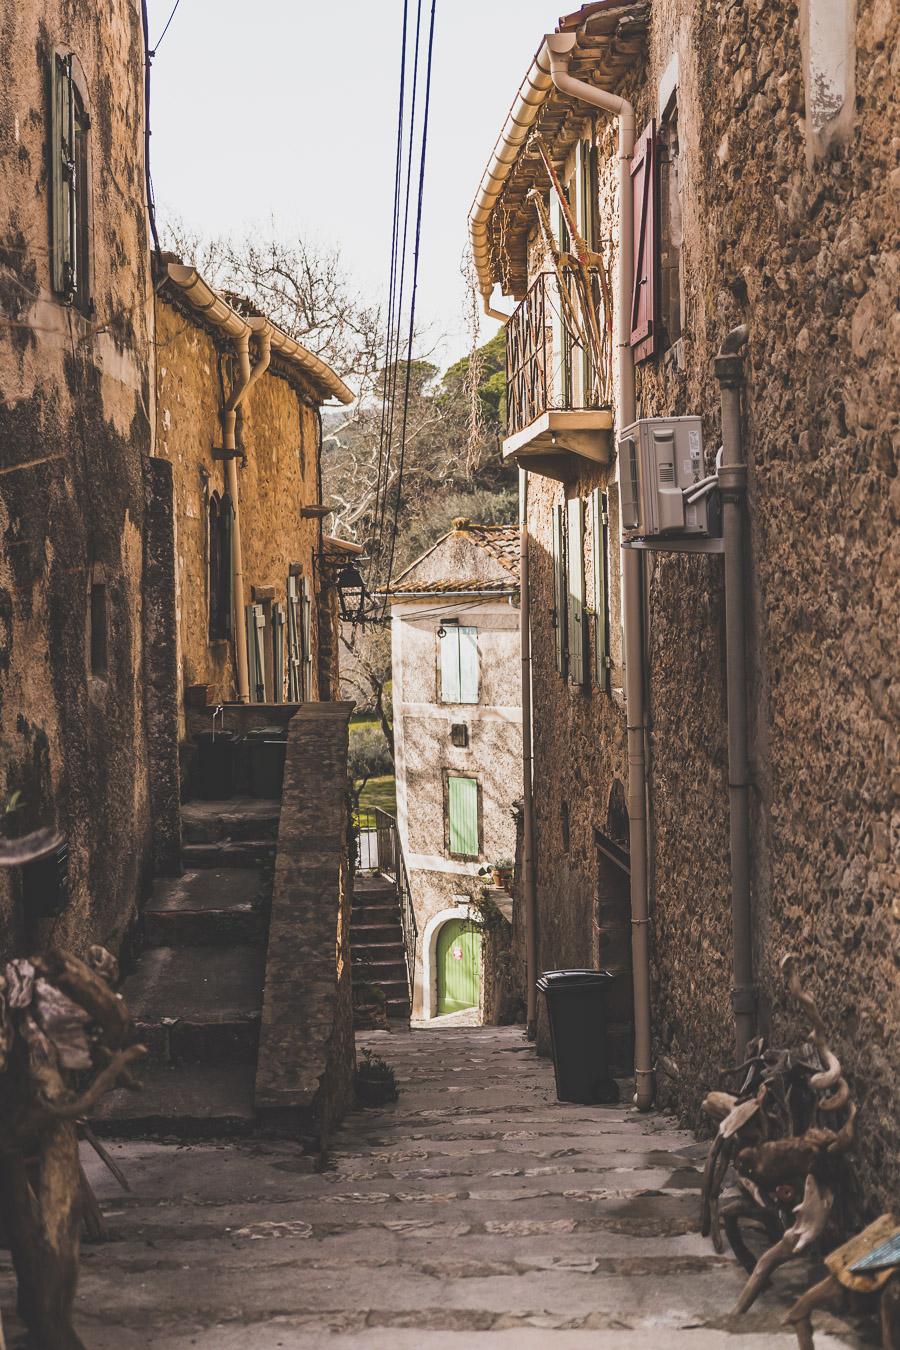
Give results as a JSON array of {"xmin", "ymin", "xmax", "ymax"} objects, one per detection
[
  {"xmin": 349, "ymin": 921, "xmax": 404, "ymax": 945},
  {"xmin": 142, "ymin": 869, "xmax": 267, "ymax": 948},
  {"xmin": 386, "ymin": 998, "xmax": 411, "ymax": 1018},
  {"xmin": 358, "ymin": 975, "xmax": 409, "ymax": 1000},
  {"xmin": 350, "ymin": 903, "xmax": 401, "ymax": 926},
  {"xmin": 120, "ymin": 944, "xmax": 265, "ymax": 1065},
  {"xmin": 90, "ymin": 1062, "xmax": 256, "ymax": 1139},
  {"xmin": 352, "ymin": 951, "xmax": 408, "ymax": 980},
  {"xmin": 351, "ymin": 939, "xmax": 407, "ymax": 963},
  {"xmin": 180, "ymin": 795, "xmax": 281, "ymax": 844},
  {"xmin": 182, "ymin": 839, "xmax": 277, "ymax": 869},
  {"xmin": 353, "ymin": 876, "xmax": 399, "ymax": 900}
]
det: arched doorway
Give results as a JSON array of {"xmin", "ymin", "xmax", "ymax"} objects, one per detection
[{"xmin": 436, "ymin": 918, "xmax": 481, "ymax": 1017}]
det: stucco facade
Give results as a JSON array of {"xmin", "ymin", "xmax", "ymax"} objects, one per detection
[
  {"xmin": 0, "ymin": 0, "xmax": 154, "ymax": 957},
  {"xmin": 389, "ymin": 523, "xmax": 522, "ymax": 1019},
  {"xmin": 475, "ymin": 0, "xmax": 900, "ymax": 1202}
]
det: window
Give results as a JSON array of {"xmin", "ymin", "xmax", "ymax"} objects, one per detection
[
  {"xmin": 89, "ymin": 582, "xmax": 107, "ymax": 678},
  {"xmin": 591, "ymin": 489, "xmax": 610, "ymax": 690},
  {"xmin": 552, "ymin": 504, "xmax": 567, "ymax": 677},
  {"xmin": 208, "ymin": 494, "xmax": 234, "ymax": 641},
  {"xmin": 51, "ymin": 50, "xmax": 91, "ymax": 313},
  {"xmin": 439, "ymin": 625, "xmax": 478, "ymax": 704},
  {"xmin": 271, "ymin": 602, "xmax": 285, "ymax": 703},
  {"xmin": 567, "ymin": 496, "xmax": 586, "ymax": 686},
  {"xmin": 246, "ymin": 603, "xmax": 266, "ymax": 703},
  {"xmin": 448, "ymin": 776, "xmax": 479, "ymax": 858},
  {"xmin": 287, "ymin": 575, "xmax": 313, "ymax": 701},
  {"xmin": 450, "ymin": 723, "xmax": 468, "ymax": 748},
  {"xmin": 658, "ymin": 105, "xmax": 683, "ymax": 352}
]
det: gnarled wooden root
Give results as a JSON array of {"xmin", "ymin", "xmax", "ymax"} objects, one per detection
[{"xmin": 733, "ymin": 1174, "xmax": 833, "ymax": 1315}]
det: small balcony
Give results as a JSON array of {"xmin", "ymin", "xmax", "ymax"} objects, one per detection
[{"xmin": 504, "ymin": 270, "xmax": 613, "ymax": 482}]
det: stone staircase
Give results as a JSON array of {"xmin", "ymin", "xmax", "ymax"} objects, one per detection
[
  {"xmin": 351, "ymin": 874, "xmax": 411, "ymax": 1020},
  {"xmin": 93, "ymin": 796, "xmax": 279, "ymax": 1137}
]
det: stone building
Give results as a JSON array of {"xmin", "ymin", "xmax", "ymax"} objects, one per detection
[
  {"xmin": 0, "ymin": 0, "xmax": 156, "ymax": 957},
  {"xmin": 388, "ymin": 521, "xmax": 521, "ymax": 1019},
  {"xmin": 470, "ymin": 0, "xmax": 900, "ymax": 1199},
  {"xmin": 153, "ymin": 260, "xmax": 353, "ymax": 773}
]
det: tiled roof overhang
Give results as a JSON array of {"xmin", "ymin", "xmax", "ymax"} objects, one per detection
[{"xmin": 468, "ymin": 0, "xmax": 650, "ymax": 305}]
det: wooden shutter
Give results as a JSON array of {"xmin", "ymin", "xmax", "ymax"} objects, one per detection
[
  {"xmin": 221, "ymin": 494, "xmax": 234, "ymax": 640},
  {"xmin": 286, "ymin": 577, "xmax": 301, "ymax": 701},
  {"xmin": 301, "ymin": 577, "xmax": 312, "ymax": 700},
  {"xmin": 552, "ymin": 504, "xmax": 567, "ymax": 677},
  {"xmin": 448, "ymin": 776, "xmax": 479, "ymax": 857},
  {"xmin": 50, "ymin": 51, "xmax": 75, "ymax": 297},
  {"xmin": 630, "ymin": 120, "xmax": 659, "ymax": 364},
  {"xmin": 567, "ymin": 497, "xmax": 585, "ymax": 686},
  {"xmin": 458, "ymin": 626, "xmax": 478, "ymax": 704},
  {"xmin": 272, "ymin": 603, "xmax": 285, "ymax": 703},
  {"xmin": 576, "ymin": 140, "xmax": 595, "ymax": 402},
  {"xmin": 440, "ymin": 627, "xmax": 461, "ymax": 702},
  {"xmin": 591, "ymin": 489, "xmax": 610, "ymax": 690}
]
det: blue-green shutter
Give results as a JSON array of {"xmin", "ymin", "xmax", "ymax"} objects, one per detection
[
  {"xmin": 592, "ymin": 489, "xmax": 610, "ymax": 690},
  {"xmin": 301, "ymin": 577, "xmax": 313, "ymax": 700},
  {"xmin": 458, "ymin": 626, "xmax": 478, "ymax": 704},
  {"xmin": 50, "ymin": 51, "xmax": 74, "ymax": 297},
  {"xmin": 567, "ymin": 497, "xmax": 585, "ymax": 686},
  {"xmin": 440, "ymin": 627, "xmax": 461, "ymax": 702},
  {"xmin": 287, "ymin": 577, "xmax": 301, "ymax": 701},
  {"xmin": 246, "ymin": 604, "xmax": 266, "ymax": 703},
  {"xmin": 272, "ymin": 602, "xmax": 285, "ymax": 703},
  {"xmin": 552, "ymin": 504, "xmax": 567, "ymax": 677},
  {"xmin": 449, "ymin": 776, "xmax": 479, "ymax": 857}
]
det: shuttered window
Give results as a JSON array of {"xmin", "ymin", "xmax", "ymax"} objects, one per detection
[
  {"xmin": 301, "ymin": 576, "xmax": 313, "ymax": 700},
  {"xmin": 272, "ymin": 602, "xmax": 285, "ymax": 703},
  {"xmin": 552, "ymin": 505, "xmax": 567, "ymax": 677},
  {"xmin": 246, "ymin": 604, "xmax": 266, "ymax": 703},
  {"xmin": 50, "ymin": 50, "xmax": 90, "ymax": 311},
  {"xmin": 592, "ymin": 489, "xmax": 610, "ymax": 690},
  {"xmin": 567, "ymin": 497, "xmax": 585, "ymax": 686},
  {"xmin": 448, "ymin": 776, "xmax": 479, "ymax": 857},
  {"xmin": 630, "ymin": 120, "xmax": 659, "ymax": 364},
  {"xmin": 287, "ymin": 576, "xmax": 301, "ymax": 701},
  {"xmin": 208, "ymin": 494, "xmax": 234, "ymax": 641},
  {"xmin": 440, "ymin": 626, "xmax": 478, "ymax": 704}
]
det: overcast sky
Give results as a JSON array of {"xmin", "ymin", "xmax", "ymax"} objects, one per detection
[{"xmin": 144, "ymin": 0, "xmax": 562, "ymax": 372}]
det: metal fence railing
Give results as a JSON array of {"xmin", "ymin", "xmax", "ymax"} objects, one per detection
[
  {"xmin": 506, "ymin": 268, "xmax": 612, "ymax": 438},
  {"xmin": 356, "ymin": 806, "xmax": 417, "ymax": 1005}
]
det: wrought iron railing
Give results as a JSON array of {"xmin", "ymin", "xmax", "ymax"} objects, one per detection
[
  {"xmin": 357, "ymin": 806, "xmax": 417, "ymax": 1004},
  {"xmin": 505, "ymin": 268, "xmax": 612, "ymax": 438}
]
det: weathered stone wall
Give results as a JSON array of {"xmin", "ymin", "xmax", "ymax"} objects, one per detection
[
  {"xmin": 0, "ymin": 0, "xmax": 153, "ymax": 958},
  {"xmin": 154, "ymin": 294, "xmax": 324, "ymax": 737},
  {"xmin": 632, "ymin": 0, "xmax": 900, "ymax": 1209},
  {"xmin": 254, "ymin": 702, "xmax": 356, "ymax": 1146}
]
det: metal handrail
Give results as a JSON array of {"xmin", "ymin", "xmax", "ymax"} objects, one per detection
[{"xmin": 357, "ymin": 805, "xmax": 417, "ymax": 1005}]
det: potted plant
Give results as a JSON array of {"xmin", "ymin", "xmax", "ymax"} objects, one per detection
[
  {"xmin": 355, "ymin": 1048, "xmax": 399, "ymax": 1107},
  {"xmin": 492, "ymin": 857, "xmax": 514, "ymax": 891}
]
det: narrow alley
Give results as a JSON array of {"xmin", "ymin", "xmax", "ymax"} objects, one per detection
[{"xmin": 1, "ymin": 1027, "xmax": 863, "ymax": 1349}]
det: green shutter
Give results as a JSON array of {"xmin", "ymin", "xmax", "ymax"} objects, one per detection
[
  {"xmin": 552, "ymin": 504, "xmax": 567, "ymax": 677},
  {"xmin": 221, "ymin": 495, "xmax": 235, "ymax": 640},
  {"xmin": 577, "ymin": 140, "xmax": 595, "ymax": 401},
  {"xmin": 592, "ymin": 489, "xmax": 610, "ymax": 690},
  {"xmin": 440, "ymin": 627, "xmax": 461, "ymax": 702},
  {"xmin": 50, "ymin": 51, "xmax": 75, "ymax": 296},
  {"xmin": 567, "ymin": 497, "xmax": 585, "ymax": 685},
  {"xmin": 458, "ymin": 626, "xmax": 478, "ymax": 704},
  {"xmin": 449, "ymin": 776, "xmax": 479, "ymax": 857},
  {"xmin": 246, "ymin": 604, "xmax": 266, "ymax": 703},
  {"xmin": 287, "ymin": 577, "xmax": 301, "ymax": 701},
  {"xmin": 301, "ymin": 577, "xmax": 312, "ymax": 700},
  {"xmin": 272, "ymin": 602, "xmax": 285, "ymax": 703}
]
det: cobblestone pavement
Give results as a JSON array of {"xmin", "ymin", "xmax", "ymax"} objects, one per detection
[{"xmin": 1, "ymin": 1026, "xmax": 864, "ymax": 1348}]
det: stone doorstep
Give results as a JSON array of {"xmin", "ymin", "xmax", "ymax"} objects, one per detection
[
  {"xmin": 182, "ymin": 839, "xmax": 277, "ymax": 868},
  {"xmin": 180, "ymin": 795, "xmax": 282, "ymax": 845}
]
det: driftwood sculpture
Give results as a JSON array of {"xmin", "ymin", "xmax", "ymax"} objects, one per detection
[
  {"xmin": 700, "ymin": 953, "xmax": 858, "ymax": 1316},
  {"xmin": 0, "ymin": 946, "xmax": 145, "ymax": 1350}
]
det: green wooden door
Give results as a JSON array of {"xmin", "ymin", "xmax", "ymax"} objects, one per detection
[{"xmin": 436, "ymin": 919, "xmax": 481, "ymax": 1016}]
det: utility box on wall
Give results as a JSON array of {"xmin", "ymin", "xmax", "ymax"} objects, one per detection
[{"xmin": 619, "ymin": 417, "xmax": 714, "ymax": 541}]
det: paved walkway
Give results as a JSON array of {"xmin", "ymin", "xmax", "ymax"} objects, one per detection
[{"xmin": 1, "ymin": 1026, "xmax": 862, "ymax": 1348}]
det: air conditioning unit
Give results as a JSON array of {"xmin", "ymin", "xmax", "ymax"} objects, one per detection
[{"xmin": 618, "ymin": 416, "xmax": 715, "ymax": 541}]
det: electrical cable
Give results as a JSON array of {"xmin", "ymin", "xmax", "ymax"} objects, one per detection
[
  {"xmin": 152, "ymin": 0, "xmax": 183, "ymax": 52},
  {"xmin": 380, "ymin": 0, "xmax": 437, "ymax": 612}
]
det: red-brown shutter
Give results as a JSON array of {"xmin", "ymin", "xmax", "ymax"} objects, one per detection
[{"xmin": 630, "ymin": 120, "xmax": 659, "ymax": 364}]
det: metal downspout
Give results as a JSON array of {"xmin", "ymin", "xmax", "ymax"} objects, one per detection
[
  {"xmin": 519, "ymin": 468, "xmax": 538, "ymax": 1036},
  {"xmin": 545, "ymin": 33, "xmax": 653, "ymax": 1110},
  {"xmin": 223, "ymin": 329, "xmax": 271, "ymax": 703},
  {"xmin": 714, "ymin": 325, "xmax": 755, "ymax": 1062}
]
